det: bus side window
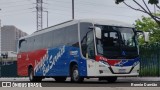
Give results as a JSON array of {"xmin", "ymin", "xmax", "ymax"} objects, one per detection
[
  {"xmin": 81, "ymin": 31, "xmax": 95, "ymax": 59},
  {"xmin": 19, "ymin": 39, "xmax": 26, "ymax": 52},
  {"xmin": 86, "ymin": 31, "xmax": 95, "ymax": 59},
  {"xmin": 81, "ymin": 36, "xmax": 87, "ymax": 57}
]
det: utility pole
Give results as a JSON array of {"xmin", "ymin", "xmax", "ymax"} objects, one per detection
[
  {"xmin": 36, "ymin": 0, "xmax": 43, "ymax": 30},
  {"xmin": 72, "ymin": 0, "xmax": 74, "ymax": 19},
  {"xmin": 44, "ymin": 11, "xmax": 48, "ymax": 27},
  {"xmin": 0, "ymin": 8, "xmax": 1, "ymax": 54},
  {"xmin": 0, "ymin": 8, "xmax": 1, "ymax": 78},
  {"xmin": 46, "ymin": 11, "xmax": 48, "ymax": 27}
]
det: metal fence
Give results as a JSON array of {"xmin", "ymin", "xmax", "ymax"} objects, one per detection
[
  {"xmin": 0, "ymin": 60, "xmax": 17, "ymax": 77},
  {"xmin": 140, "ymin": 43, "xmax": 160, "ymax": 77}
]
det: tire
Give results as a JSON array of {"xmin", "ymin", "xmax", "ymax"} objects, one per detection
[
  {"xmin": 71, "ymin": 65, "xmax": 84, "ymax": 82},
  {"xmin": 106, "ymin": 77, "xmax": 117, "ymax": 83},
  {"xmin": 54, "ymin": 77, "xmax": 67, "ymax": 82},
  {"xmin": 99, "ymin": 77, "xmax": 107, "ymax": 81},
  {"xmin": 28, "ymin": 67, "xmax": 42, "ymax": 82}
]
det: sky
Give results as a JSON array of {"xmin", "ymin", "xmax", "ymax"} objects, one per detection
[{"xmin": 0, "ymin": 0, "xmax": 158, "ymax": 34}]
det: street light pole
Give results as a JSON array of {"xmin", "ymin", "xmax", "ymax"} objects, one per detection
[
  {"xmin": 46, "ymin": 11, "xmax": 48, "ymax": 27},
  {"xmin": 44, "ymin": 11, "xmax": 48, "ymax": 28},
  {"xmin": 0, "ymin": 53, "xmax": 1, "ymax": 78},
  {"xmin": 0, "ymin": 8, "xmax": 1, "ymax": 78},
  {"xmin": 0, "ymin": 8, "xmax": 1, "ymax": 53},
  {"xmin": 72, "ymin": 0, "xmax": 74, "ymax": 19}
]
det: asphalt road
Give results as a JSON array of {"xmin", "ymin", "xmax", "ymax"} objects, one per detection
[{"xmin": 0, "ymin": 77, "xmax": 160, "ymax": 87}]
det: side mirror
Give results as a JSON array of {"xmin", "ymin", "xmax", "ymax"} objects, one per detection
[
  {"xmin": 135, "ymin": 31, "xmax": 149, "ymax": 42},
  {"xmin": 95, "ymin": 27, "xmax": 102, "ymax": 39},
  {"xmin": 143, "ymin": 32, "xmax": 149, "ymax": 42}
]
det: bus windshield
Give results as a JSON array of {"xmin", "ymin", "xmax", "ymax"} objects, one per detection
[{"xmin": 96, "ymin": 25, "xmax": 138, "ymax": 59}]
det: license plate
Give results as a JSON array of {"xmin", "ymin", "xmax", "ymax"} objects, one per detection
[{"xmin": 119, "ymin": 69, "xmax": 126, "ymax": 73}]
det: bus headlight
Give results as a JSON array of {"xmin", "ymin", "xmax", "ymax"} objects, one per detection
[{"xmin": 99, "ymin": 60, "xmax": 109, "ymax": 66}]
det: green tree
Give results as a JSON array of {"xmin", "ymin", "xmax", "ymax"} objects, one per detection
[
  {"xmin": 115, "ymin": 0, "xmax": 160, "ymax": 26},
  {"xmin": 135, "ymin": 13, "xmax": 160, "ymax": 44}
]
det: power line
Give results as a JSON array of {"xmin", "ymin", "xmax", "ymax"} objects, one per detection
[
  {"xmin": 46, "ymin": 0, "xmax": 130, "ymax": 9},
  {"xmin": 45, "ymin": 0, "xmax": 139, "ymax": 19},
  {"xmin": 0, "ymin": 0, "xmax": 141, "ymax": 19},
  {"xmin": 0, "ymin": 0, "xmax": 144, "ymax": 30},
  {"xmin": 0, "ymin": 0, "xmax": 47, "ymax": 30},
  {"xmin": 46, "ymin": 0, "xmax": 71, "ymax": 4},
  {"xmin": 27, "ymin": 0, "xmax": 36, "ymax": 3},
  {"xmin": 48, "ymin": 8, "xmax": 71, "ymax": 14},
  {"xmin": 0, "ymin": 3, "xmax": 34, "ymax": 9},
  {"xmin": 1, "ymin": 8, "xmax": 34, "ymax": 14},
  {"xmin": 47, "ymin": 7, "xmax": 139, "ymax": 18},
  {"xmin": 0, "ymin": 0, "xmax": 30, "ymax": 5},
  {"xmin": 1, "ymin": 11, "xmax": 34, "ymax": 17}
]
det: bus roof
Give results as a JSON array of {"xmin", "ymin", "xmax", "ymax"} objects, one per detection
[
  {"xmin": 19, "ymin": 19, "xmax": 134, "ymax": 40},
  {"xmin": 80, "ymin": 19, "xmax": 134, "ymax": 27}
]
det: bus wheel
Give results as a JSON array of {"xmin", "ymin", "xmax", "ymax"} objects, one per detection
[
  {"xmin": 71, "ymin": 65, "xmax": 84, "ymax": 82},
  {"xmin": 28, "ymin": 67, "xmax": 42, "ymax": 82},
  {"xmin": 54, "ymin": 77, "xmax": 66, "ymax": 82},
  {"xmin": 106, "ymin": 77, "xmax": 117, "ymax": 83}
]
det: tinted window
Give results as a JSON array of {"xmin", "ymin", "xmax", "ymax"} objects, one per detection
[
  {"xmin": 19, "ymin": 24, "xmax": 79, "ymax": 52},
  {"xmin": 80, "ymin": 22, "xmax": 95, "ymax": 58},
  {"xmin": 27, "ymin": 37, "xmax": 34, "ymax": 51},
  {"xmin": 86, "ymin": 31, "xmax": 95, "ymax": 59},
  {"xmin": 65, "ymin": 24, "xmax": 79, "ymax": 47},
  {"xmin": 19, "ymin": 39, "xmax": 27, "ymax": 52}
]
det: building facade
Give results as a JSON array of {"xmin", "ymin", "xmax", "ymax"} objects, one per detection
[{"xmin": 0, "ymin": 25, "xmax": 28, "ymax": 52}]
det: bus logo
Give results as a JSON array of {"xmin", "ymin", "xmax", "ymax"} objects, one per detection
[{"xmin": 122, "ymin": 51, "xmax": 126, "ymax": 56}]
